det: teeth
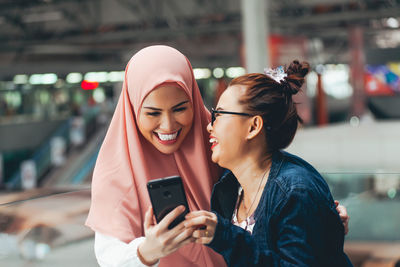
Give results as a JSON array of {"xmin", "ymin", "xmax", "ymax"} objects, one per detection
[
  {"xmin": 209, "ymin": 138, "xmax": 218, "ymax": 144},
  {"xmin": 157, "ymin": 131, "xmax": 179, "ymax": 141}
]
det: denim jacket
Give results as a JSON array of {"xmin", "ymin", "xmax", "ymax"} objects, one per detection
[{"xmin": 207, "ymin": 151, "xmax": 353, "ymax": 267}]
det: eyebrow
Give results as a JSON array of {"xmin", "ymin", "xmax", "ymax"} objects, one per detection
[{"xmin": 143, "ymin": 100, "xmax": 189, "ymax": 111}]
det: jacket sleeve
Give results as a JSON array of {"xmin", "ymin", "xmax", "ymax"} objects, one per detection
[{"xmin": 207, "ymin": 188, "xmax": 336, "ymax": 267}]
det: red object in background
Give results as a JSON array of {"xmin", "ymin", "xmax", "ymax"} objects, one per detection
[
  {"xmin": 365, "ymin": 73, "xmax": 396, "ymax": 96},
  {"xmin": 316, "ymin": 73, "xmax": 328, "ymax": 125},
  {"xmin": 214, "ymin": 78, "xmax": 228, "ymax": 106},
  {"xmin": 81, "ymin": 80, "xmax": 99, "ymax": 90}
]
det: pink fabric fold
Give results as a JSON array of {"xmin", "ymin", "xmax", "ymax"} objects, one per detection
[{"xmin": 86, "ymin": 45, "xmax": 225, "ymax": 266}]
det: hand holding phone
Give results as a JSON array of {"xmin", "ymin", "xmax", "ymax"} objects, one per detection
[{"xmin": 147, "ymin": 175, "xmax": 190, "ymax": 229}]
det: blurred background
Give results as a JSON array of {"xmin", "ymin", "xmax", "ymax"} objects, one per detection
[{"xmin": 0, "ymin": 0, "xmax": 399, "ymax": 266}]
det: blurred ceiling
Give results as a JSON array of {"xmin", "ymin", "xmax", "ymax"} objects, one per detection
[{"xmin": 0, "ymin": 0, "xmax": 399, "ymax": 77}]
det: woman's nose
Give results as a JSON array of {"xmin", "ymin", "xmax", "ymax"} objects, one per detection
[
  {"xmin": 159, "ymin": 113, "xmax": 175, "ymax": 131},
  {"xmin": 206, "ymin": 122, "xmax": 212, "ymax": 133}
]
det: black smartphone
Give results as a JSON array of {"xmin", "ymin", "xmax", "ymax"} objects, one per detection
[{"xmin": 147, "ymin": 175, "xmax": 190, "ymax": 229}]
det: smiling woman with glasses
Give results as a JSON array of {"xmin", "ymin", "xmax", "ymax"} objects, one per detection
[{"xmin": 184, "ymin": 60, "xmax": 353, "ymax": 267}]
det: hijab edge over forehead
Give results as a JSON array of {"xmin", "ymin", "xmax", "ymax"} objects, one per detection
[{"xmin": 136, "ymin": 80, "xmax": 192, "ymax": 119}]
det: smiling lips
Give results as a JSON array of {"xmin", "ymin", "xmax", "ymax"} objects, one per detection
[
  {"xmin": 209, "ymin": 136, "xmax": 218, "ymax": 149},
  {"xmin": 154, "ymin": 130, "xmax": 181, "ymax": 145}
]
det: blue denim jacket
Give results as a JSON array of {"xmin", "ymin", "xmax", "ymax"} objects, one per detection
[{"xmin": 207, "ymin": 151, "xmax": 353, "ymax": 267}]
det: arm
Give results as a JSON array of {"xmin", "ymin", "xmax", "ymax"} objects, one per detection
[
  {"xmin": 185, "ymin": 190, "xmax": 346, "ymax": 267},
  {"xmin": 95, "ymin": 206, "xmax": 194, "ymax": 267},
  {"xmin": 95, "ymin": 232, "xmax": 158, "ymax": 267}
]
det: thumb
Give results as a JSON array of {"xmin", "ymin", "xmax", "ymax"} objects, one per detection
[{"xmin": 144, "ymin": 206, "xmax": 154, "ymax": 230}]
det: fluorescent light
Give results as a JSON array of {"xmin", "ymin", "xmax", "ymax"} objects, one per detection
[
  {"xmin": 387, "ymin": 17, "xmax": 399, "ymax": 29},
  {"xmin": 226, "ymin": 67, "xmax": 245, "ymax": 78},
  {"xmin": 29, "ymin": 73, "xmax": 57, "ymax": 85},
  {"xmin": 108, "ymin": 71, "xmax": 125, "ymax": 82},
  {"xmin": 42, "ymin": 73, "xmax": 58, "ymax": 84},
  {"xmin": 193, "ymin": 68, "xmax": 211, "ymax": 79},
  {"xmin": 29, "ymin": 74, "xmax": 42, "ymax": 85},
  {"xmin": 213, "ymin": 68, "xmax": 224, "ymax": 79},
  {"xmin": 14, "ymin": 74, "xmax": 28, "ymax": 84},
  {"xmin": 66, "ymin": 73, "xmax": 83, "ymax": 84},
  {"xmin": 84, "ymin": 72, "xmax": 108, "ymax": 83}
]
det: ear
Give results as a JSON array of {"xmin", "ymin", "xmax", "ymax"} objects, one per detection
[{"xmin": 246, "ymin": 115, "xmax": 264, "ymax": 140}]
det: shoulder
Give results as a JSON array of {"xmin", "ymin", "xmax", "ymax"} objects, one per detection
[{"xmin": 269, "ymin": 151, "xmax": 332, "ymax": 204}]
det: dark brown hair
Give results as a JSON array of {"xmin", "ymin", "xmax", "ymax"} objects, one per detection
[{"xmin": 230, "ymin": 60, "xmax": 310, "ymax": 152}]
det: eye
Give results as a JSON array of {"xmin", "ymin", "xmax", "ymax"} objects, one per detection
[
  {"xmin": 146, "ymin": 111, "xmax": 161, "ymax": 116},
  {"xmin": 173, "ymin": 107, "xmax": 187, "ymax": 112}
]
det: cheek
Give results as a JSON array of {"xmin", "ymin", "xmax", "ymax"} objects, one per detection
[
  {"xmin": 138, "ymin": 115, "xmax": 157, "ymax": 135},
  {"xmin": 177, "ymin": 110, "xmax": 194, "ymax": 127}
]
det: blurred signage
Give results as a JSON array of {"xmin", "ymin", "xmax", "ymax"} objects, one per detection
[
  {"xmin": 21, "ymin": 160, "xmax": 37, "ymax": 190},
  {"xmin": 365, "ymin": 64, "xmax": 400, "ymax": 96}
]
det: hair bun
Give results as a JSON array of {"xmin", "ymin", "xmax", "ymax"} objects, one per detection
[{"xmin": 283, "ymin": 60, "xmax": 310, "ymax": 95}]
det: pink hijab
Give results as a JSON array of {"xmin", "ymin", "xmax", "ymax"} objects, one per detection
[{"xmin": 86, "ymin": 45, "xmax": 226, "ymax": 266}]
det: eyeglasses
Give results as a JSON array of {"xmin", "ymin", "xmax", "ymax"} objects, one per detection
[{"xmin": 211, "ymin": 108, "xmax": 253, "ymax": 126}]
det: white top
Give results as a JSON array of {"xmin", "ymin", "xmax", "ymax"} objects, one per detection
[
  {"xmin": 94, "ymin": 232, "xmax": 159, "ymax": 267},
  {"xmin": 231, "ymin": 187, "xmax": 256, "ymax": 234}
]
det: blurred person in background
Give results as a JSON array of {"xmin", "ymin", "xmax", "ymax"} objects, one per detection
[
  {"xmin": 86, "ymin": 46, "xmax": 349, "ymax": 266},
  {"xmin": 185, "ymin": 61, "xmax": 353, "ymax": 266}
]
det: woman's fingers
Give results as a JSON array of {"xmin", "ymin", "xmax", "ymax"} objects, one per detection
[
  {"xmin": 170, "ymin": 225, "xmax": 195, "ymax": 245},
  {"xmin": 334, "ymin": 200, "xmax": 339, "ymax": 207},
  {"xmin": 192, "ymin": 229, "xmax": 214, "ymax": 244},
  {"xmin": 158, "ymin": 205, "xmax": 186, "ymax": 230},
  {"xmin": 334, "ymin": 201, "xmax": 349, "ymax": 235},
  {"xmin": 144, "ymin": 206, "xmax": 154, "ymax": 230},
  {"xmin": 184, "ymin": 212, "xmax": 217, "ymax": 245},
  {"xmin": 185, "ymin": 210, "xmax": 212, "ymax": 219},
  {"xmin": 184, "ymin": 211, "xmax": 215, "ymax": 227}
]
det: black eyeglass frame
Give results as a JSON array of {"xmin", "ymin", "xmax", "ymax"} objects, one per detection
[{"xmin": 211, "ymin": 108, "xmax": 253, "ymax": 126}]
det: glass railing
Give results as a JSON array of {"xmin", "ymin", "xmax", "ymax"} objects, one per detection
[
  {"xmin": 323, "ymin": 172, "xmax": 400, "ymax": 241},
  {"xmin": 0, "ymin": 172, "xmax": 399, "ymax": 266},
  {"xmin": 0, "ymin": 188, "xmax": 97, "ymax": 266}
]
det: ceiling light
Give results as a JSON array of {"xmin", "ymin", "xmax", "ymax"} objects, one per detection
[
  {"xmin": 387, "ymin": 17, "xmax": 399, "ymax": 29},
  {"xmin": 66, "ymin": 73, "xmax": 83, "ymax": 84},
  {"xmin": 193, "ymin": 68, "xmax": 211, "ymax": 79},
  {"xmin": 226, "ymin": 67, "xmax": 245, "ymax": 78},
  {"xmin": 213, "ymin": 68, "xmax": 224, "ymax": 79}
]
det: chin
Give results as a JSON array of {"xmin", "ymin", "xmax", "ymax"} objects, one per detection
[
  {"xmin": 211, "ymin": 153, "xmax": 225, "ymax": 168},
  {"xmin": 156, "ymin": 144, "xmax": 179, "ymax": 154}
]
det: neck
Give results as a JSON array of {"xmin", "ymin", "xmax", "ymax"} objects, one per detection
[{"xmin": 230, "ymin": 151, "xmax": 272, "ymax": 208}]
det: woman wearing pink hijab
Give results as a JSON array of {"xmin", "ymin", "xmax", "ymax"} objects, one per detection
[
  {"xmin": 86, "ymin": 45, "xmax": 226, "ymax": 266},
  {"xmin": 86, "ymin": 45, "xmax": 349, "ymax": 266}
]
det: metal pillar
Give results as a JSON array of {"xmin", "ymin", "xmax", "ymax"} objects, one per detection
[
  {"xmin": 241, "ymin": 0, "xmax": 269, "ymax": 72},
  {"xmin": 349, "ymin": 26, "xmax": 366, "ymax": 117}
]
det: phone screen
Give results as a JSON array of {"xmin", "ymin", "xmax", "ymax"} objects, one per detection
[{"xmin": 147, "ymin": 176, "xmax": 190, "ymax": 229}]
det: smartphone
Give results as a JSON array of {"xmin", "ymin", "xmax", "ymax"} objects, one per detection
[{"xmin": 147, "ymin": 175, "xmax": 190, "ymax": 229}]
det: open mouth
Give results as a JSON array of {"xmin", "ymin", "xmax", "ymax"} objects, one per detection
[
  {"xmin": 154, "ymin": 129, "xmax": 181, "ymax": 145},
  {"xmin": 209, "ymin": 136, "xmax": 218, "ymax": 149}
]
